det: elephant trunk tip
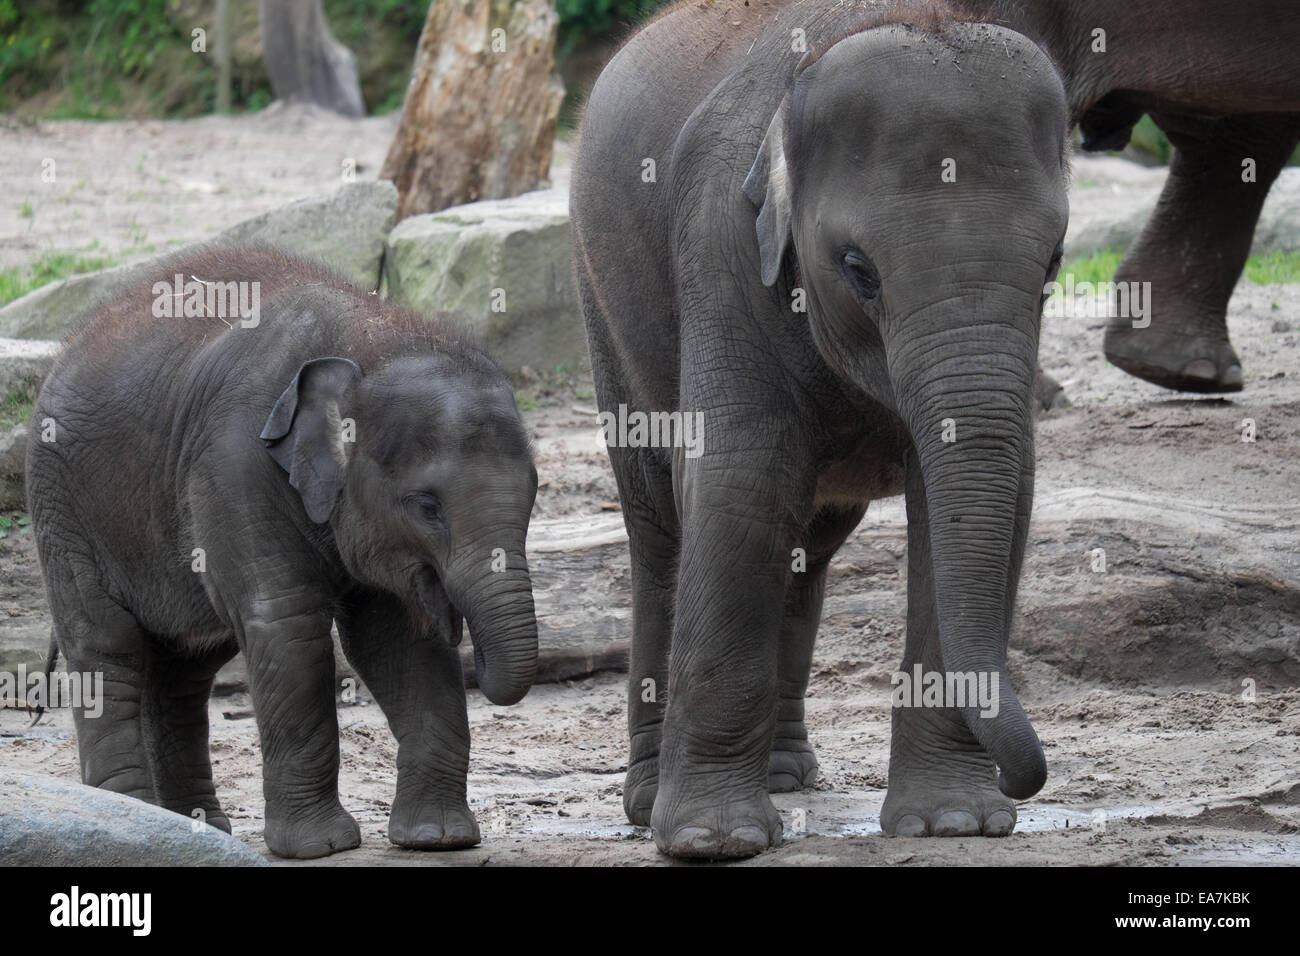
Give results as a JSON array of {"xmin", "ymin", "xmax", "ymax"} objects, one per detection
[
  {"xmin": 478, "ymin": 671, "xmax": 535, "ymax": 707},
  {"xmin": 473, "ymin": 638, "xmax": 537, "ymax": 706},
  {"xmin": 997, "ymin": 750, "xmax": 1048, "ymax": 800}
]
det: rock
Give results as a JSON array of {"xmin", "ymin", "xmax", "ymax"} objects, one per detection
[
  {"xmin": 1063, "ymin": 160, "xmax": 1300, "ymax": 259},
  {"xmin": 216, "ymin": 179, "xmax": 395, "ymax": 289},
  {"xmin": 0, "ymin": 424, "xmax": 28, "ymax": 511},
  {"xmin": 1064, "ymin": 191, "xmax": 1160, "ymax": 259},
  {"xmin": 0, "ymin": 338, "xmax": 60, "ymax": 398},
  {"xmin": 0, "ymin": 263, "xmax": 154, "ymax": 342},
  {"xmin": 383, "ymin": 189, "xmax": 587, "ymax": 376},
  {"xmin": 0, "ymin": 182, "xmax": 397, "ymax": 341},
  {"xmin": 1254, "ymin": 169, "xmax": 1300, "ymax": 253},
  {"xmin": 0, "ymin": 770, "xmax": 267, "ymax": 865}
]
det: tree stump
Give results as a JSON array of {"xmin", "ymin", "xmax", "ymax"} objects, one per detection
[
  {"xmin": 381, "ymin": 0, "xmax": 566, "ymax": 220},
  {"xmin": 259, "ymin": 0, "xmax": 365, "ymax": 117}
]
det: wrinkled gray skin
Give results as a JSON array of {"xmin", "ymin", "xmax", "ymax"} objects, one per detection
[
  {"xmin": 26, "ymin": 249, "xmax": 538, "ymax": 859},
  {"xmin": 573, "ymin": 5, "xmax": 1069, "ymax": 859}
]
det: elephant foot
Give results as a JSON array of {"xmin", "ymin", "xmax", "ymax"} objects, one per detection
[
  {"xmin": 388, "ymin": 795, "xmax": 481, "ymax": 850},
  {"xmin": 651, "ymin": 785, "xmax": 783, "ymax": 860},
  {"xmin": 767, "ymin": 733, "xmax": 818, "ymax": 793},
  {"xmin": 264, "ymin": 799, "xmax": 361, "ymax": 859},
  {"xmin": 881, "ymin": 777, "xmax": 1016, "ymax": 837},
  {"xmin": 882, "ymin": 706, "xmax": 1017, "ymax": 837},
  {"xmin": 622, "ymin": 757, "xmax": 658, "ymax": 827},
  {"xmin": 1104, "ymin": 319, "xmax": 1243, "ymax": 393}
]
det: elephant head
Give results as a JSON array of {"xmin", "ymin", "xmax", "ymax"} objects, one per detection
[
  {"xmin": 261, "ymin": 351, "xmax": 539, "ymax": 706},
  {"xmin": 744, "ymin": 21, "xmax": 1069, "ymax": 799}
]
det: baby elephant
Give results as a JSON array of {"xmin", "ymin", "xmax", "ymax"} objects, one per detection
[{"xmin": 26, "ymin": 248, "xmax": 539, "ymax": 858}]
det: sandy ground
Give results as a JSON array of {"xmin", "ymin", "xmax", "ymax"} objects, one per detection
[{"xmin": 1, "ymin": 112, "xmax": 1298, "ymax": 866}]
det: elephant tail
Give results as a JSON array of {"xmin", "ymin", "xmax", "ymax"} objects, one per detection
[{"xmin": 28, "ymin": 627, "xmax": 59, "ymax": 728}]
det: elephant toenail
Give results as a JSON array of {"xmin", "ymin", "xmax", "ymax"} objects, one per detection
[
  {"xmin": 1221, "ymin": 364, "xmax": 1243, "ymax": 388},
  {"xmin": 983, "ymin": 810, "xmax": 1016, "ymax": 836},
  {"xmin": 933, "ymin": 811, "xmax": 981, "ymax": 836},
  {"xmin": 727, "ymin": 825, "xmax": 773, "ymax": 850},
  {"xmin": 1181, "ymin": 359, "xmax": 1218, "ymax": 382},
  {"xmin": 892, "ymin": 814, "xmax": 927, "ymax": 837}
]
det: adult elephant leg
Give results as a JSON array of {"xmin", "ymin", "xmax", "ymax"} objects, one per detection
[
  {"xmin": 1104, "ymin": 112, "xmax": 1300, "ymax": 392},
  {"xmin": 609, "ymin": 446, "xmax": 679, "ymax": 827},
  {"xmin": 768, "ymin": 504, "xmax": 866, "ymax": 793},
  {"xmin": 652, "ymin": 437, "xmax": 810, "ymax": 859},
  {"xmin": 236, "ymin": 591, "xmax": 359, "ymax": 859},
  {"xmin": 336, "ymin": 588, "xmax": 479, "ymax": 849},
  {"xmin": 881, "ymin": 445, "xmax": 1028, "ymax": 837},
  {"xmin": 142, "ymin": 638, "xmax": 237, "ymax": 832}
]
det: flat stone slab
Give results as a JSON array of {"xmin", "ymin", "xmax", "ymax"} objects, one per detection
[
  {"xmin": 0, "ymin": 769, "xmax": 266, "ymax": 865},
  {"xmin": 0, "ymin": 181, "xmax": 397, "ymax": 341}
]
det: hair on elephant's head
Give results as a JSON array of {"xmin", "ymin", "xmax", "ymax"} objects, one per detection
[
  {"xmin": 744, "ymin": 15, "xmax": 1070, "ymax": 800},
  {"xmin": 261, "ymin": 350, "xmax": 539, "ymax": 705}
]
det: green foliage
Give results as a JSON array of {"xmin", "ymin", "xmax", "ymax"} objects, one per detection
[
  {"xmin": 0, "ymin": 0, "xmax": 210, "ymax": 117},
  {"xmin": 555, "ymin": 0, "xmax": 661, "ymax": 60},
  {"xmin": 0, "ymin": 514, "xmax": 32, "ymax": 540},
  {"xmin": 0, "ymin": 0, "xmax": 434, "ymax": 118}
]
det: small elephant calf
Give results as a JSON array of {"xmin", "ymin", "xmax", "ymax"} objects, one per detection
[{"xmin": 27, "ymin": 248, "xmax": 539, "ymax": 859}]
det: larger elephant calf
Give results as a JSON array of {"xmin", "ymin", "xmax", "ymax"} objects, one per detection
[
  {"xmin": 26, "ymin": 248, "xmax": 539, "ymax": 858},
  {"xmin": 573, "ymin": 0, "xmax": 1069, "ymax": 858}
]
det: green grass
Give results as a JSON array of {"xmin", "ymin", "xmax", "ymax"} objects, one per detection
[
  {"xmin": 1058, "ymin": 247, "xmax": 1126, "ymax": 285},
  {"xmin": 0, "ymin": 389, "xmax": 35, "ymax": 430},
  {"xmin": 0, "ymin": 250, "xmax": 117, "ymax": 307},
  {"xmin": 1059, "ymin": 247, "xmax": 1300, "ymax": 286},
  {"xmin": 18, "ymin": 200, "xmax": 32, "ymax": 218},
  {"xmin": 1244, "ymin": 250, "xmax": 1300, "ymax": 285}
]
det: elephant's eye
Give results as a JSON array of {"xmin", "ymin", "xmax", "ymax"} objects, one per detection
[
  {"xmin": 410, "ymin": 493, "xmax": 444, "ymax": 524},
  {"xmin": 841, "ymin": 248, "xmax": 881, "ymax": 304}
]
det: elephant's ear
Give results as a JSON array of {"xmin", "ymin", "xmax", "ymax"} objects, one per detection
[
  {"xmin": 260, "ymin": 357, "xmax": 363, "ymax": 524},
  {"xmin": 742, "ymin": 97, "xmax": 793, "ymax": 287}
]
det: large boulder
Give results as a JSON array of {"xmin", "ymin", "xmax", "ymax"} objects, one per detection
[
  {"xmin": 383, "ymin": 189, "xmax": 587, "ymax": 376},
  {"xmin": 0, "ymin": 181, "xmax": 397, "ymax": 341},
  {"xmin": 0, "ymin": 338, "xmax": 60, "ymax": 398},
  {"xmin": 1064, "ymin": 157, "xmax": 1300, "ymax": 259},
  {"xmin": 0, "ymin": 770, "xmax": 267, "ymax": 865}
]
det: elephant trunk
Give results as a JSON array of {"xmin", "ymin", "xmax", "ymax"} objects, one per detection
[
  {"xmin": 889, "ymin": 313, "xmax": 1046, "ymax": 800},
  {"xmin": 448, "ymin": 546, "xmax": 538, "ymax": 706}
]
